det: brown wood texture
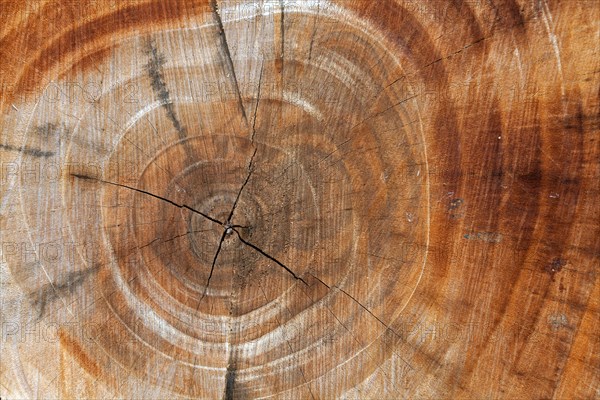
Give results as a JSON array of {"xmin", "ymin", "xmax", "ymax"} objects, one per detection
[{"xmin": 0, "ymin": 0, "xmax": 598, "ymax": 398}]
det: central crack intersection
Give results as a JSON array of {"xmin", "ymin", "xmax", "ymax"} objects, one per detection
[{"xmin": 71, "ymin": 173, "xmax": 308, "ymax": 293}]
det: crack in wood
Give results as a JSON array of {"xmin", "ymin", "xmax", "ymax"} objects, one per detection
[
  {"xmin": 349, "ymin": 93, "xmax": 419, "ymax": 132},
  {"xmin": 251, "ymin": 61, "xmax": 264, "ymax": 143},
  {"xmin": 280, "ymin": 0, "xmax": 285, "ymax": 68},
  {"xmin": 233, "ymin": 228, "xmax": 308, "ymax": 285},
  {"xmin": 70, "ymin": 174, "xmax": 224, "ymax": 226},
  {"xmin": 307, "ymin": 0, "xmax": 320, "ymax": 61},
  {"xmin": 296, "ymin": 282, "xmax": 398, "ymax": 390},
  {"xmin": 163, "ymin": 228, "xmax": 213, "ymax": 243},
  {"xmin": 203, "ymin": 145, "xmax": 260, "ymax": 310},
  {"xmin": 133, "ymin": 228, "xmax": 214, "ymax": 252},
  {"xmin": 308, "ymin": 273, "xmax": 400, "ymax": 337},
  {"xmin": 198, "ymin": 228, "xmax": 229, "ymax": 307},
  {"xmin": 226, "ymin": 148, "xmax": 257, "ymax": 224},
  {"xmin": 210, "ymin": 0, "xmax": 248, "ymax": 125},
  {"xmin": 139, "ymin": 237, "xmax": 160, "ymax": 249},
  {"xmin": 422, "ymin": 36, "xmax": 487, "ymax": 70},
  {"xmin": 256, "ymin": 283, "xmax": 317, "ymax": 400}
]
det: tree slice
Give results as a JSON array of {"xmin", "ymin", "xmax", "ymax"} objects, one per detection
[{"xmin": 0, "ymin": 1, "xmax": 598, "ymax": 399}]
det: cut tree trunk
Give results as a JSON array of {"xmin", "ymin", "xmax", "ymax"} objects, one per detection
[{"xmin": 0, "ymin": 1, "xmax": 598, "ymax": 399}]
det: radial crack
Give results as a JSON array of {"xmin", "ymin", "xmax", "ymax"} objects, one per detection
[
  {"xmin": 163, "ymin": 228, "xmax": 213, "ymax": 243},
  {"xmin": 251, "ymin": 61, "xmax": 264, "ymax": 142},
  {"xmin": 210, "ymin": 0, "xmax": 248, "ymax": 125},
  {"xmin": 308, "ymin": 273, "xmax": 395, "ymax": 332},
  {"xmin": 256, "ymin": 284, "xmax": 316, "ymax": 400},
  {"xmin": 279, "ymin": 0, "xmax": 285, "ymax": 67},
  {"xmin": 198, "ymin": 228, "xmax": 228, "ymax": 306},
  {"xmin": 71, "ymin": 174, "xmax": 223, "ymax": 226},
  {"xmin": 307, "ymin": 0, "xmax": 320, "ymax": 61},
  {"xmin": 233, "ymin": 229, "xmax": 308, "ymax": 285},
  {"xmin": 349, "ymin": 93, "xmax": 419, "ymax": 132},
  {"xmin": 139, "ymin": 237, "xmax": 160, "ymax": 249},
  {"xmin": 226, "ymin": 148, "xmax": 257, "ymax": 223}
]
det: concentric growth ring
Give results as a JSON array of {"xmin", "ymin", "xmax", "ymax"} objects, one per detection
[{"xmin": 7, "ymin": 2, "xmax": 430, "ymax": 398}]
